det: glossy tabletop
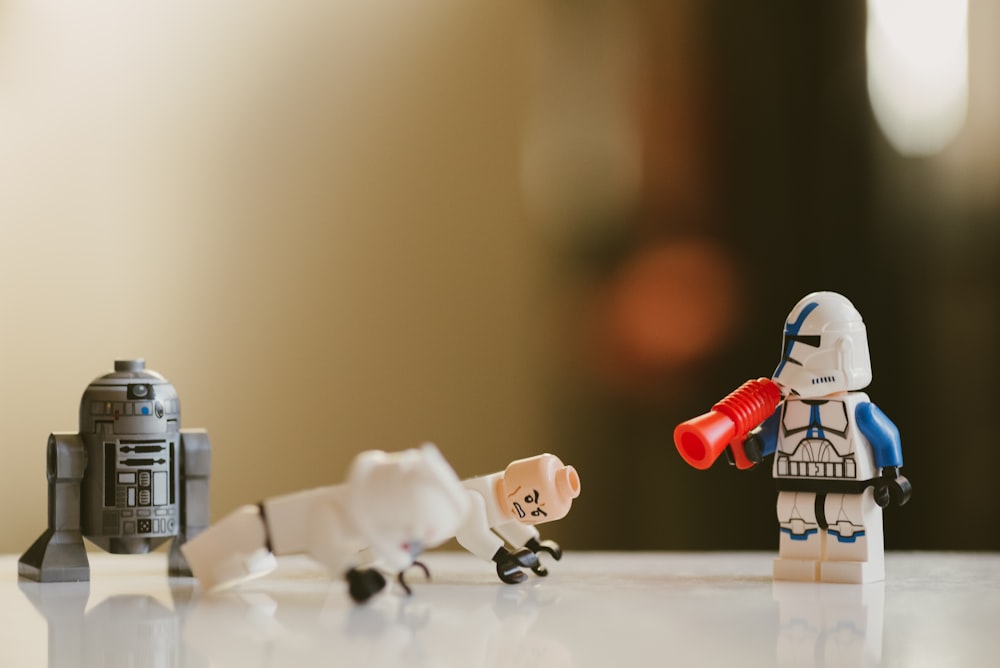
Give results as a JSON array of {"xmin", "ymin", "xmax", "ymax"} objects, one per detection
[{"xmin": 1, "ymin": 551, "xmax": 997, "ymax": 667}]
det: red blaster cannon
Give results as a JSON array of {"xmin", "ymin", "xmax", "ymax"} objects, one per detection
[{"xmin": 673, "ymin": 378, "xmax": 782, "ymax": 470}]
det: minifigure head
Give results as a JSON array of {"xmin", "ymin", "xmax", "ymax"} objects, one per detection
[
  {"xmin": 496, "ymin": 454, "xmax": 581, "ymax": 525},
  {"xmin": 772, "ymin": 292, "xmax": 872, "ymax": 398},
  {"xmin": 346, "ymin": 443, "xmax": 469, "ymax": 572},
  {"xmin": 78, "ymin": 359, "xmax": 181, "ymax": 436}
]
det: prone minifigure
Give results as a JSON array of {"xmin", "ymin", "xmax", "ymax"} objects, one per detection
[
  {"xmin": 674, "ymin": 292, "xmax": 911, "ymax": 583},
  {"xmin": 19, "ymin": 359, "xmax": 211, "ymax": 582},
  {"xmin": 181, "ymin": 443, "xmax": 470, "ymax": 603},
  {"xmin": 455, "ymin": 454, "xmax": 581, "ymax": 584}
]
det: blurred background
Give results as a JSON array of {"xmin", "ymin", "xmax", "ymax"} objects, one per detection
[{"xmin": 0, "ymin": 0, "xmax": 997, "ymax": 556}]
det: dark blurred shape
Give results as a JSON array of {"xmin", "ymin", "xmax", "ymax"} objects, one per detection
[
  {"xmin": 594, "ymin": 239, "xmax": 739, "ymax": 393},
  {"xmin": 541, "ymin": 0, "xmax": 1000, "ymax": 552}
]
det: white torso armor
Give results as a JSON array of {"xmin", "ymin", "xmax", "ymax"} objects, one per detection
[{"xmin": 774, "ymin": 392, "xmax": 878, "ymax": 483}]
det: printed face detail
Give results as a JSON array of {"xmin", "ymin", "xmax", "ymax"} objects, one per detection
[
  {"xmin": 508, "ymin": 486, "xmax": 548, "ymax": 520},
  {"xmin": 498, "ymin": 454, "xmax": 580, "ymax": 526}
]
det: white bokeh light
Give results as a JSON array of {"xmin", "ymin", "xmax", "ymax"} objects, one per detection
[{"xmin": 866, "ymin": 0, "xmax": 969, "ymax": 156}]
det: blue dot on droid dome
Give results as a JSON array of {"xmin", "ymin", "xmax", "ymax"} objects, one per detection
[{"xmin": 142, "ymin": 407, "xmax": 150, "ymax": 415}]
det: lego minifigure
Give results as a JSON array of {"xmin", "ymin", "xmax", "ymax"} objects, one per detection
[
  {"xmin": 674, "ymin": 292, "xmax": 911, "ymax": 583},
  {"xmin": 19, "ymin": 359, "xmax": 211, "ymax": 582},
  {"xmin": 455, "ymin": 453, "xmax": 581, "ymax": 584},
  {"xmin": 181, "ymin": 443, "xmax": 470, "ymax": 603}
]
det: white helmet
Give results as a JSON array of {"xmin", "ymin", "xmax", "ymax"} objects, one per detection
[{"xmin": 772, "ymin": 291, "xmax": 872, "ymax": 397}]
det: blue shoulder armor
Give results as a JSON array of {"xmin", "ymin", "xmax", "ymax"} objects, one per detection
[
  {"xmin": 856, "ymin": 402, "xmax": 903, "ymax": 468},
  {"xmin": 756, "ymin": 406, "xmax": 782, "ymax": 458}
]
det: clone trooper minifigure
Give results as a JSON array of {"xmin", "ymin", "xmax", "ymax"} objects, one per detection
[
  {"xmin": 744, "ymin": 291, "xmax": 912, "ymax": 583},
  {"xmin": 455, "ymin": 454, "xmax": 581, "ymax": 584},
  {"xmin": 181, "ymin": 443, "xmax": 470, "ymax": 602}
]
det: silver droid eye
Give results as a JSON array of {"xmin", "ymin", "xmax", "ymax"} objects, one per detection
[{"xmin": 133, "ymin": 385, "xmax": 148, "ymax": 398}]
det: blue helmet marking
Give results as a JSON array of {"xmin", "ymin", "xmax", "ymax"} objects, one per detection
[{"xmin": 774, "ymin": 301, "xmax": 820, "ymax": 378}]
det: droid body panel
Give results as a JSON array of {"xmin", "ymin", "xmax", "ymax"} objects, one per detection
[
  {"xmin": 19, "ymin": 360, "xmax": 211, "ymax": 582},
  {"xmin": 79, "ymin": 362, "xmax": 182, "ymax": 553}
]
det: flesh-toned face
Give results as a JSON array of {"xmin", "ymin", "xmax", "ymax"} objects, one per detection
[{"xmin": 497, "ymin": 454, "xmax": 581, "ymax": 526}]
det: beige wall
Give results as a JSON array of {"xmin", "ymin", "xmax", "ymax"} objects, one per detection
[{"xmin": 0, "ymin": 1, "xmax": 552, "ymax": 554}]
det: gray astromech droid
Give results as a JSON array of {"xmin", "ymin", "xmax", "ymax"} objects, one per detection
[{"xmin": 19, "ymin": 359, "xmax": 211, "ymax": 582}]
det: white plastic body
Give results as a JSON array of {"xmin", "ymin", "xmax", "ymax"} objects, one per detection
[
  {"xmin": 772, "ymin": 393, "xmax": 885, "ymax": 584},
  {"xmin": 182, "ymin": 444, "xmax": 469, "ymax": 592},
  {"xmin": 773, "ymin": 393, "xmax": 879, "ymax": 483}
]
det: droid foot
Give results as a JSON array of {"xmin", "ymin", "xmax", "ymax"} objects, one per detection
[{"xmin": 18, "ymin": 529, "xmax": 91, "ymax": 583}]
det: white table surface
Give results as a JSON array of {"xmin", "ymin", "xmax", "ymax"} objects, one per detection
[{"xmin": 1, "ymin": 551, "xmax": 997, "ymax": 667}]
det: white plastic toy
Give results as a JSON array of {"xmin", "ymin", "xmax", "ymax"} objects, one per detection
[
  {"xmin": 455, "ymin": 453, "xmax": 581, "ymax": 583},
  {"xmin": 674, "ymin": 291, "xmax": 911, "ymax": 583},
  {"xmin": 181, "ymin": 443, "xmax": 469, "ymax": 602}
]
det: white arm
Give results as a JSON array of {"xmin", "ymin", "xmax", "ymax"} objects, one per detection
[
  {"xmin": 492, "ymin": 519, "xmax": 539, "ymax": 549},
  {"xmin": 454, "ymin": 489, "xmax": 504, "ymax": 561}
]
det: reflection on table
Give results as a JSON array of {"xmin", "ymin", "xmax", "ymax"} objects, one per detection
[{"xmin": 2, "ymin": 552, "xmax": 997, "ymax": 667}]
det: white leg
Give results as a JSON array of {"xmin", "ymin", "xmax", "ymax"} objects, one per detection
[
  {"xmin": 820, "ymin": 488, "xmax": 884, "ymax": 584},
  {"xmin": 774, "ymin": 491, "xmax": 823, "ymax": 582},
  {"xmin": 180, "ymin": 505, "xmax": 276, "ymax": 591}
]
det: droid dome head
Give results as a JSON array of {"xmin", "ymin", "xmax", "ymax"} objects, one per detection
[
  {"xmin": 772, "ymin": 292, "xmax": 872, "ymax": 397},
  {"xmin": 79, "ymin": 359, "xmax": 181, "ymax": 435}
]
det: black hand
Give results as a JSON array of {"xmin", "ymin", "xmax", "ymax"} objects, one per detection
[
  {"xmin": 525, "ymin": 537, "xmax": 562, "ymax": 561},
  {"xmin": 524, "ymin": 538, "xmax": 562, "ymax": 576},
  {"xmin": 742, "ymin": 432, "xmax": 763, "ymax": 465},
  {"xmin": 874, "ymin": 467, "xmax": 912, "ymax": 508},
  {"xmin": 346, "ymin": 567, "xmax": 387, "ymax": 603},
  {"xmin": 492, "ymin": 547, "xmax": 539, "ymax": 584},
  {"xmin": 523, "ymin": 537, "xmax": 561, "ymax": 577},
  {"xmin": 723, "ymin": 432, "xmax": 762, "ymax": 469},
  {"xmin": 396, "ymin": 561, "xmax": 431, "ymax": 596}
]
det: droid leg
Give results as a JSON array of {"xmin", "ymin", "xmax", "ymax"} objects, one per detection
[
  {"xmin": 168, "ymin": 429, "xmax": 211, "ymax": 577},
  {"xmin": 19, "ymin": 434, "xmax": 91, "ymax": 582},
  {"xmin": 774, "ymin": 491, "xmax": 823, "ymax": 582},
  {"xmin": 819, "ymin": 489, "xmax": 884, "ymax": 584}
]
